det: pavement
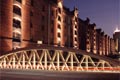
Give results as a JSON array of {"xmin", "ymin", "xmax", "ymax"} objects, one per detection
[{"xmin": 0, "ymin": 69, "xmax": 120, "ymax": 80}]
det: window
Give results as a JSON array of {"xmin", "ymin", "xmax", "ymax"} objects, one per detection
[
  {"xmin": 75, "ymin": 31, "xmax": 77, "ymax": 35},
  {"xmin": 58, "ymin": 16, "xmax": 61, "ymax": 21},
  {"xmin": 58, "ymin": 33, "xmax": 61, "ymax": 37},
  {"xmin": 13, "ymin": 19, "xmax": 21, "ymax": 28},
  {"xmin": 58, "ymin": 8, "xmax": 61, "ymax": 14},
  {"xmin": 75, "ymin": 25, "xmax": 77, "ymax": 29},
  {"xmin": 75, "ymin": 37, "xmax": 77, "ymax": 41},
  {"xmin": 58, "ymin": 24, "xmax": 61, "ymax": 29},
  {"xmin": 13, "ymin": 5, "xmax": 21, "ymax": 15},
  {"xmin": 75, "ymin": 17, "xmax": 78, "ymax": 22},
  {"xmin": 13, "ymin": 38, "xmax": 21, "ymax": 42}
]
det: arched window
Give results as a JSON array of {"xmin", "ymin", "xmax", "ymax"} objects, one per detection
[
  {"xmin": 13, "ymin": 19, "xmax": 21, "ymax": 28},
  {"xmin": 13, "ymin": 5, "xmax": 21, "ymax": 15}
]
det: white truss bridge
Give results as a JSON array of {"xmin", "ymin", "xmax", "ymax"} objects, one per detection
[{"xmin": 0, "ymin": 45, "xmax": 120, "ymax": 72}]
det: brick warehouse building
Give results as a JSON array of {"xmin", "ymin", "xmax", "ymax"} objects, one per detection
[
  {"xmin": 113, "ymin": 28, "xmax": 120, "ymax": 53},
  {"xmin": 0, "ymin": 0, "xmax": 117, "ymax": 57}
]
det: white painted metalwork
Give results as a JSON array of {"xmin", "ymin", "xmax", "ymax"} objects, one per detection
[{"xmin": 0, "ymin": 48, "xmax": 119, "ymax": 72}]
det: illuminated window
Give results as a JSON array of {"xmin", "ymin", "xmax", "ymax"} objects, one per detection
[
  {"xmin": 13, "ymin": 38, "xmax": 21, "ymax": 42},
  {"xmin": 13, "ymin": 19, "xmax": 21, "ymax": 28},
  {"xmin": 13, "ymin": 5, "xmax": 21, "ymax": 15}
]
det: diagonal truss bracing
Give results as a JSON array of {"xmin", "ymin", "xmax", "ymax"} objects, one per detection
[{"xmin": 0, "ymin": 49, "xmax": 119, "ymax": 72}]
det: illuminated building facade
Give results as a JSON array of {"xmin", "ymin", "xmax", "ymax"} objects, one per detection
[
  {"xmin": 113, "ymin": 28, "xmax": 120, "ymax": 53},
  {"xmin": 96, "ymin": 29, "xmax": 102, "ymax": 55},
  {"xmin": 110, "ymin": 38, "xmax": 115, "ymax": 54},
  {"xmin": 0, "ymin": 0, "xmax": 79, "ymax": 55},
  {"xmin": 78, "ymin": 18, "xmax": 97, "ymax": 54},
  {"xmin": 0, "ymin": 0, "xmax": 116, "ymax": 57}
]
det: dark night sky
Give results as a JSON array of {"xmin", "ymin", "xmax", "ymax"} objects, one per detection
[{"xmin": 63, "ymin": 0, "xmax": 120, "ymax": 37}]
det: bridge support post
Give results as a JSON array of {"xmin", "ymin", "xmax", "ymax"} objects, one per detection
[
  {"xmin": 70, "ymin": 52, "xmax": 73, "ymax": 71},
  {"xmin": 44, "ymin": 50, "xmax": 47, "ymax": 70},
  {"xmin": 57, "ymin": 51, "xmax": 60, "ymax": 70},
  {"xmin": 3, "ymin": 57, "xmax": 6, "ymax": 68}
]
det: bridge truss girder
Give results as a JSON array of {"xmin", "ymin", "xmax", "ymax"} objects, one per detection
[{"xmin": 0, "ymin": 49, "xmax": 119, "ymax": 72}]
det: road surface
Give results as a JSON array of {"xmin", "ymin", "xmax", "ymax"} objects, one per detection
[{"xmin": 0, "ymin": 69, "xmax": 120, "ymax": 80}]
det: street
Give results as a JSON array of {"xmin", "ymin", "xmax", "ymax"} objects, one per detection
[{"xmin": 0, "ymin": 69, "xmax": 120, "ymax": 80}]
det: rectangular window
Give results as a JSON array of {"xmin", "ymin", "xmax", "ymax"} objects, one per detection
[
  {"xmin": 75, "ymin": 37, "xmax": 77, "ymax": 41},
  {"xmin": 58, "ymin": 24, "xmax": 61, "ymax": 29},
  {"xmin": 58, "ymin": 16, "xmax": 61, "ymax": 21},
  {"xmin": 13, "ymin": 5, "xmax": 21, "ymax": 15},
  {"xmin": 58, "ymin": 8, "xmax": 61, "ymax": 14},
  {"xmin": 75, "ymin": 31, "xmax": 77, "ymax": 35},
  {"xmin": 58, "ymin": 33, "xmax": 61, "ymax": 37},
  {"xmin": 75, "ymin": 25, "xmax": 77, "ymax": 29},
  {"xmin": 13, "ymin": 19, "xmax": 21, "ymax": 28},
  {"xmin": 13, "ymin": 38, "xmax": 21, "ymax": 42}
]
